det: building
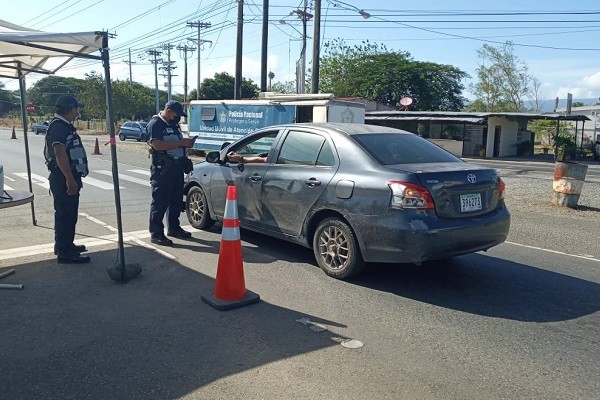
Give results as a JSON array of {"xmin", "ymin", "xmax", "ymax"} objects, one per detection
[{"xmin": 366, "ymin": 110, "xmax": 589, "ymax": 158}]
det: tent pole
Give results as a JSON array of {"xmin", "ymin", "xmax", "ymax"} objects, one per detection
[
  {"xmin": 18, "ymin": 72, "xmax": 37, "ymax": 225},
  {"xmin": 101, "ymin": 32, "xmax": 141, "ymax": 283}
]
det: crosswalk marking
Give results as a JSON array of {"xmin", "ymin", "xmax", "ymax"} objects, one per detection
[
  {"xmin": 14, "ymin": 172, "xmax": 49, "ymax": 189},
  {"xmin": 128, "ymin": 169, "xmax": 150, "ymax": 176},
  {"xmin": 82, "ymin": 176, "xmax": 121, "ymax": 190},
  {"xmin": 3, "ymin": 184, "xmax": 14, "ymax": 190},
  {"xmin": 96, "ymin": 170, "xmax": 149, "ymax": 187},
  {"xmin": 9, "ymin": 168, "xmax": 155, "ymax": 191}
]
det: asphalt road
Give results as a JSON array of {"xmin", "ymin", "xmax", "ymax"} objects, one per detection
[{"xmin": 1, "ymin": 128, "xmax": 599, "ymax": 400}]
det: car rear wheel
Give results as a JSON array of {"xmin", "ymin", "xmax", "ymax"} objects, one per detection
[
  {"xmin": 186, "ymin": 186, "xmax": 215, "ymax": 229},
  {"xmin": 119, "ymin": 133, "xmax": 126, "ymax": 141},
  {"xmin": 313, "ymin": 217, "xmax": 364, "ymax": 279}
]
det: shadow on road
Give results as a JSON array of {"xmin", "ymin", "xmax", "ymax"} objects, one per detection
[
  {"xmin": 0, "ymin": 246, "xmax": 345, "ymax": 399},
  {"xmin": 352, "ymin": 253, "xmax": 600, "ymax": 323}
]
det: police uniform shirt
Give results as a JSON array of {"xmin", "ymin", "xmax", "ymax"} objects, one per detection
[
  {"xmin": 148, "ymin": 114, "xmax": 185, "ymax": 159},
  {"xmin": 45, "ymin": 114, "xmax": 88, "ymax": 177}
]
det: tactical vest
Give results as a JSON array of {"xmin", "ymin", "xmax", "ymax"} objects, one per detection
[
  {"xmin": 148, "ymin": 115, "xmax": 185, "ymax": 159},
  {"xmin": 44, "ymin": 118, "xmax": 89, "ymax": 177}
]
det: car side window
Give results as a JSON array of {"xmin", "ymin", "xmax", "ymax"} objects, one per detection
[
  {"xmin": 233, "ymin": 131, "xmax": 279, "ymax": 156},
  {"xmin": 277, "ymin": 130, "xmax": 326, "ymax": 166},
  {"xmin": 316, "ymin": 141, "xmax": 335, "ymax": 166},
  {"xmin": 123, "ymin": 122, "xmax": 131, "ymax": 128}
]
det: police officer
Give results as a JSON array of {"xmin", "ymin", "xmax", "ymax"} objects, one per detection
[
  {"xmin": 148, "ymin": 100, "xmax": 195, "ymax": 246},
  {"xmin": 44, "ymin": 94, "xmax": 90, "ymax": 263}
]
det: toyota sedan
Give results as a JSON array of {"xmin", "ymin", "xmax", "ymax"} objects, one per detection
[{"xmin": 184, "ymin": 123, "xmax": 510, "ymax": 279}]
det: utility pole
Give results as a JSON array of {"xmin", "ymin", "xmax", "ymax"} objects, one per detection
[
  {"xmin": 294, "ymin": 1, "xmax": 312, "ymax": 94},
  {"xmin": 177, "ymin": 44, "xmax": 196, "ymax": 104},
  {"xmin": 260, "ymin": 0, "xmax": 269, "ymax": 92},
  {"xmin": 187, "ymin": 20, "xmax": 211, "ymax": 99},
  {"xmin": 161, "ymin": 44, "xmax": 175, "ymax": 101},
  {"xmin": 311, "ymin": 0, "xmax": 321, "ymax": 94},
  {"xmin": 235, "ymin": 0, "xmax": 243, "ymax": 99},
  {"xmin": 122, "ymin": 48, "xmax": 136, "ymax": 84},
  {"xmin": 147, "ymin": 48, "xmax": 162, "ymax": 113}
]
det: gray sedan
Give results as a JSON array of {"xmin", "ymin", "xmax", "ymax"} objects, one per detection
[{"xmin": 184, "ymin": 123, "xmax": 510, "ymax": 279}]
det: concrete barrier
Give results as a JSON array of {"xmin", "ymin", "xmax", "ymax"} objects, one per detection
[{"xmin": 551, "ymin": 161, "xmax": 588, "ymax": 208}]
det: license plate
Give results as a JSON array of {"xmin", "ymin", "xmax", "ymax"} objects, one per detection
[{"xmin": 460, "ymin": 193, "xmax": 482, "ymax": 212}]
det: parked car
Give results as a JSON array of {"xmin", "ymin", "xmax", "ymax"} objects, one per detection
[
  {"xmin": 118, "ymin": 121, "xmax": 148, "ymax": 141},
  {"xmin": 184, "ymin": 123, "xmax": 510, "ymax": 279},
  {"xmin": 32, "ymin": 120, "xmax": 50, "ymax": 134}
]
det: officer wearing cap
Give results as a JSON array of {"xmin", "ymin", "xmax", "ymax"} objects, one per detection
[
  {"xmin": 147, "ymin": 100, "xmax": 195, "ymax": 246},
  {"xmin": 43, "ymin": 94, "xmax": 90, "ymax": 263}
]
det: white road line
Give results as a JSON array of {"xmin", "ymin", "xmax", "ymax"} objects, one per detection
[
  {"xmin": 128, "ymin": 169, "xmax": 150, "ymax": 176},
  {"xmin": 5, "ymin": 176, "xmax": 15, "ymax": 182},
  {"xmin": 82, "ymin": 175, "xmax": 122, "ymax": 190},
  {"xmin": 79, "ymin": 212, "xmax": 119, "ymax": 233},
  {"xmin": 4, "ymin": 184, "xmax": 14, "ymax": 190},
  {"xmin": 505, "ymin": 241, "xmax": 599, "ymax": 263},
  {"xmin": 96, "ymin": 170, "xmax": 150, "ymax": 187},
  {"xmin": 14, "ymin": 172, "xmax": 49, "ymax": 189}
]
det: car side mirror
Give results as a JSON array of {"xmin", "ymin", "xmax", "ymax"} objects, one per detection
[{"xmin": 205, "ymin": 151, "xmax": 221, "ymax": 164}]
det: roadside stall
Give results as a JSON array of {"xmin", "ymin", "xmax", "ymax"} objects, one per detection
[{"xmin": 0, "ymin": 19, "xmax": 139, "ymax": 282}]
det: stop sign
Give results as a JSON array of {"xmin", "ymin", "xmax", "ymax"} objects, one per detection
[{"xmin": 26, "ymin": 103, "xmax": 36, "ymax": 112}]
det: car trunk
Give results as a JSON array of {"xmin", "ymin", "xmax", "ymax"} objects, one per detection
[{"xmin": 390, "ymin": 162, "xmax": 502, "ymax": 218}]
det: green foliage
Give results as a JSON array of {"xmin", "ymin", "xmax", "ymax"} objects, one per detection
[
  {"xmin": 0, "ymin": 82, "xmax": 20, "ymax": 116},
  {"xmin": 199, "ymin": 72, "xmax": 259, "ymax": 99},
  {"xmin": 27, "ymin": 76, "xmax": 86, "ymax": 116},
  {"xmin": 319, "ymin": 39, "xmax": 467, "ymax": 111},
  {"xmin": 555, "ymin": 131, "xmax": 577, "ymax": 157},
  {"xmin": 270, "ymin": 80, "xmax": 296, "ymax": 94},
  {"xmin": 469, "ymin": 41, "xmax": 533, "ymax": 112}
]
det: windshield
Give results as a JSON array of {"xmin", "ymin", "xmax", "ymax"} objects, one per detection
[{"xmin": 352, "ymin": 133, "xmax": 462, "ymax": 165}]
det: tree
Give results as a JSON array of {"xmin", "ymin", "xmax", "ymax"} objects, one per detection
[
  {"xmin": 27, "ymin": 76, "xmax": 86, "ymax": 116},
  {"xmin": 468, "ymin": 41, "xmax": 533, "ymax": 112},
  {"xmin": 319, "ymin": 39, "xmax": 467, "ymax": 111},
  {"xmin": 270, "ymin": 80, "xmax": 296, "ymax": 94},
  {"xmin": 0, "ymin": 83, "xmax": 20, "ymax": 117},
  {"xmin": 197, "ymin": 72, "xmax": 259, "ymax": 100}
]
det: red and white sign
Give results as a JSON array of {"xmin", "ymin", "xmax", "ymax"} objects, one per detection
[{"xmin": 26, "ymin": 103, "xmax": 36, "ymax": 113}]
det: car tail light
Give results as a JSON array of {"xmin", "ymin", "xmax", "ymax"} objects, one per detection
[
  {"xmin": 388, "ymin": 180, "xmax": 435, "ymax": 210},
  {"xmin": 498, "ymin": 178, "xmax": 505, "ymax": 200}
]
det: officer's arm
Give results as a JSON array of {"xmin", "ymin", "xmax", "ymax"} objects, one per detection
[{"xmin": 53, "ymin": 144, "xmax": 77, "ymax": 184}]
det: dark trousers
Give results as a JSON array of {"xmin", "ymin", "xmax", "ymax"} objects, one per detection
[
  {"xmin": 49, "ymin": 171, "xmax": 82, "ymax": 255},
  {"xmin": 149, "ymin": 162, "xmax": 184, "ymax": 237}
]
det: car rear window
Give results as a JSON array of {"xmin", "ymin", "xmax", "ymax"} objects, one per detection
[{"xmin": 352, "ymin": 133, "xmax": 461, "ymax": 165}]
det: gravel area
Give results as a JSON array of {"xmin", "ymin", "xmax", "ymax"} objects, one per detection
[{"xmin": 497, "ymin": 165, "xmax": 600, "ymax": 258}]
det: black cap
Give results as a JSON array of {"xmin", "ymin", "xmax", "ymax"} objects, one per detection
[
  {"xmin": 165, "ymin": 100, "xmax": 187, "ymax": 117},
  {"xmin": 55, "ymin": 94, "xmax": 84, "ymax": 112}
]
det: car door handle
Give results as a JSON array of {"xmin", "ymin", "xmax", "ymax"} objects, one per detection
[
  {"xmin": 304, "ymin": 178, "xmax": 321, "ymax": 187},
  {"xmin": 250, "ymin": 175, "xmax": 262, "ymax": 182}
]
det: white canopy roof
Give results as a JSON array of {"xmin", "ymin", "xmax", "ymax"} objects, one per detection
[{"xmin": 0, "ymin": 18, "xmax": 103, "ymax": 79}]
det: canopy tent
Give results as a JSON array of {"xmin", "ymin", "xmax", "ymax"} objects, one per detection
[{"xmin": 0, "ymin": 19, "xmax": 139, "ymax": 282}]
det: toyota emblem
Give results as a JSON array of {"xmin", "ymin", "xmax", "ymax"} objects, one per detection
[{"xmin": 467, "ymin": 174, "xmax": 477, "ymax": 183}]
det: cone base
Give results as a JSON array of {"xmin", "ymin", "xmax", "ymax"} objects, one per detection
[
  {"xmin": 201, "ymin": 290, "xmax": 260, "ymax": 311},
  {"xmin": 106, "ymin": 262, "xmax": 142, "ymax": 283}
]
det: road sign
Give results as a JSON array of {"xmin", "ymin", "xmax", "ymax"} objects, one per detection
[{"xmin": 26, "ymin": 103, "xmax": 36, "ymax": 113}]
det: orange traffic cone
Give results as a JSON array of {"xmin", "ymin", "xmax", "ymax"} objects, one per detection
[
  {"xmin": 92, "ymin": 137, "xmax": 102, "ymax": 155},
  {"xmin": 11, "ymin": 126, "xmax": 17, "ymax": 139},
  {"xmin": 201, "ymin": 185, "xmax": 260, "ymax": 310}
]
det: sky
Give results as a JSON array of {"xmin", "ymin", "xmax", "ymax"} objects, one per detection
[{"xmin": 2, "ymin": 0, "xmax": 600, "ymax": 103}]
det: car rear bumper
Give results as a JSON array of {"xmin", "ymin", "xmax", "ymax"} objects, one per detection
[{"xmin": 350, "ymin": 203, "xmax": 511, "ymax": 264}]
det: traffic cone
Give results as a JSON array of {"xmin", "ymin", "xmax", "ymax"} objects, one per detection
[
  {"xmin": 11, "ymin": 126, "xmax": 16, "ymax": 139},
  {"xmin": 92, "ymin": 137, "xmax": 102, "ymax": 155},
  {"xmin": 201, "ymin": 185, "xmax": 260, "ymax": 310}
]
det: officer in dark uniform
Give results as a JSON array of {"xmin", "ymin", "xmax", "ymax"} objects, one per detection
[
  {"xmin": 148, "ymin": 100, "xmax": 195, "ymax": 246},
  {"xmin": 44, "ymin": 94, "xmax": 90, "ymax": 263}
]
